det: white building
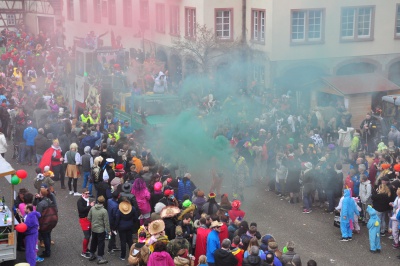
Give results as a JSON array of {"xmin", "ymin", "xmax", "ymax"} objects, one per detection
[{"xmin": 61, "ymin": 0, "xmax": 400, "ymax": 95}]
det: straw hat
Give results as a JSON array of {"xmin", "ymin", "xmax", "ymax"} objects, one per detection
[
  {"xmin": 210, "ymin": 221, "xmax": 223, "ymax": 228},
  {"xmin": 148, "ymin": 219, "xmax": 165, "ymax": 235},
  {"xmin": 160, "ymin": 206, "xmax": 180, "ymax": 218},
  {"xmin": 119, "ymin": 201, "xmax": 132, "ymax": 215}
]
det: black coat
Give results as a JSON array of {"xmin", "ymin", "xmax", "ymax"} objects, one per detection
[
  {"xmin": 214, "ymin": 248, "xmax": 238, "ymax": 266},
  {"xmin": 371, "ymin": 192, "xmax": 391, "ymax": 212},
  {"xmin": 243, "ymin": 255, "xmax": 268, "ymax": 266},
  {"xmin": 77, "ymin": 197, "xmax": 91, "ymax": 218}
]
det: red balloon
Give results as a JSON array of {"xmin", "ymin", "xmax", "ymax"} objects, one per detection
[
  {"xmin": 16, "ymin": 169, "xmax": 28, "ymax": 179},
  {"xmin": 15, "ymin": 223, "xmax": 27, "ymax": 233}
]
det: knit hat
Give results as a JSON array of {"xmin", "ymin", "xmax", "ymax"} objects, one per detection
[
  {"xmin": 381, "ymin": 163, "xmax": 391, "ymax": 170},
  {"xmin": 164, "ymin": 189, "xmax": 174, "ymax": 196},
  {"xmin": 208, "ymin": 192, "xmax": 216, "ymax": 199},
  {"xmin": 115, "ymin": 164, "xmax": 124, "ymax": 170},
  {"xmin": 154, "ymin": 202, "xmax": 166, "ymax": 214},
  {"xmin": 154, "ymin": 182, "xmax": 162, "ymax": 192},
  {"xmin": 182, "ymin": 200, "xmax": 192, "ymax": 208},
  {"xmin": 394, "ymin": 164, "xmax": 400, "ymax": 172}
]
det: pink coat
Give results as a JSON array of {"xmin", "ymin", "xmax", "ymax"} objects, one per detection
[
  {"xmin": 147, "ymin": 251, "xmax": 174, "ymax": 266},
  {"xmin": 132, "ymin": 188, "xmax": 151, "ymax": 214}
]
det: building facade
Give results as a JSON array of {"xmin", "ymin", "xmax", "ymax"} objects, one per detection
[{"xmin": 61, "ymin": 0, "xmax": 400, "ymax": 91}]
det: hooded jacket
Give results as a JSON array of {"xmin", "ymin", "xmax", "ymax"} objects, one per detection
[
  {"xmin": 88, "ymin": 203, "xmax": 110, "ymax": 233},
  {"xmin": 242, "ymin": 254, "xmax": 267, "ymax": 266},
  {"xmin": 359, "ymin": 180, "xmax": 372, "ymax": 204},
  {"xmin": 214, "ymin": 248, "xmax": 238, "ymax": 266},
  {"xmin": 147, "ymin": 251, "xmax": 174, "ymax": 266},
  {"xmin": 25, "ymin": 211, "xmax": 41, "ymax": 235},
  {"xmin": 341, "ymin": 189, "xmax": 359, "ymax": 223}
]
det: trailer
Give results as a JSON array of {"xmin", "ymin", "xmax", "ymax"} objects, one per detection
[{"xmin": 0, "ymin": 155, "xmax": 17, "ymax": 263}]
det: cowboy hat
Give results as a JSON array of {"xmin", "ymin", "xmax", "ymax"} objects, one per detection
[
  {"xmin": 148, "ymin": 219, "xmax": 165, "ymax": 235},
  {"xmin": 210, "ymin": 221, "xmax": 223, "ymax": 228},
  {"xmin": 119, "ymin": 201, "xmax": 132, "ymax": 215},
  {"xmin": 160, "ymin": 206, "xmax": 180, "ymax": 219}
]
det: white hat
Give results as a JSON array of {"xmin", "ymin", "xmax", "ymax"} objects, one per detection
[
  {"xmin": 106, "ymin": 158, "xmax": 115, "ymax": 163},
  {"xmin": 304, "ymin": 162, "xmax": 313, "ymax": 169}
]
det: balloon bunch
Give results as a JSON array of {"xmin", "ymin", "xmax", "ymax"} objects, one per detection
[{"xmin": 11, "ymin": 170, "xmax": 28, "ymax": 185}]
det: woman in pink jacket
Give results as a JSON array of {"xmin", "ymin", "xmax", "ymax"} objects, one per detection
[
  {"xmin": 147, "ymin": 241, "xmax": 174, "ymax": 266},
  {"xmin": 131, "ymin": 178, "xmax": 151, "ymax": 225}
]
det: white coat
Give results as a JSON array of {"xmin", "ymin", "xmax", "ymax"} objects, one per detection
[
  {"xmin": 338, "ymin": 127, "xmax": 354, "ymax": 148},
  {"xmin": 359, "ymin": 180, "xmax": 372, "ymax": 204},
  {"xmin": 0, "ymin": 133, "xmax": 7, "ymax": 154}
]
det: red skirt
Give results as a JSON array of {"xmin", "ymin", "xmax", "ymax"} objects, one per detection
[{"xmin": 79, "ymin": 217, "xmax": 91, "ymax": 231}]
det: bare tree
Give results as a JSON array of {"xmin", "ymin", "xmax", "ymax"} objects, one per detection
[{"xmin": 172, "ymin": 24, "xmax": 239, "ymax": 75}]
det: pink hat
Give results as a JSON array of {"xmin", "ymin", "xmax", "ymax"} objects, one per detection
[{"xmin": 154, "ymin": 182, "xmax": 162, "ymax": 191}]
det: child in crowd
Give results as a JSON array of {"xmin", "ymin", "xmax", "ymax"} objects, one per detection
[
  {"xmin": 198, "ymin": 255, "xmax": 208, "ymax": 266},
  {"xmin": 367, "ymin": 205, "xmax": 381, "ymax": 253},
  {"xmin": 359, "ymin": 174, "xmax": 372, "ymax": 224},
  {"xmin": 34, "ymin": 167, "xmax": 54, "ymax": 193},
  {"xmin": 390, "ymin": 188, "xmax": 400, "ymax": 248},
  {"xmin": 43, "ymin": 165, "xmax": 54, "ymax": 179}
]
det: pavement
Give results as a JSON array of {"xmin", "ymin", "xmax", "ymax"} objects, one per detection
[{"xmin": 1, "ymin": 152, "xmax": 400, "ymax": 266}]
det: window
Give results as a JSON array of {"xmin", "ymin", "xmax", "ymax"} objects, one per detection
[
  {"xmin": 170, "ymin": 6, "xmax": 180, "ymax": 36},
  {"xmin": 185, "ymin": 8, "xmax": 196, "ymax": 38},
  {"xmin": 94, "ymin": 0, "xmax": 101, "ymax": 23},
  {"xmin": 108, "ymin": 0, "xmax": 116, "ymax": 25},
  {"xmin": 252, "ymin": 9, "xmax": 265, "ymax": 42},
  {"xmin": 6, "ymin": 14, "xmax": 16, "ymax": 26},
  {"xmin": 80, "ymin": 0, "xmax": 87, "ymax": 22},
  {"xmin": 156, "ymin": 4, "xmax": 165, "ymax": 33},
  {"xmin": 341, "ymin": 6, "xmax": 374, "ymax": 41},
  {"xmin": 102, "ymin": 1, "xmax": 108, "ymax": 17},
  {"xmin": 123, "ymin": 0, "xmax": 132, "ymax": 27},
  {"xmin": 395, "ymin": 4, "xmax": 400, "ymax": 37},
  {"xmin": 215, "ymin": 9, "xmax": 232, "ymax": 40},
  {"xmin": 253, "ymin": 65, "xmax": 265, "ymax": 85},
  {"xmin": 291, "ymin": 9, "xmax": 323, "ymax": 43},
  {"xmin": 140, "ymin": 1, "xmax": 149, "ymax": 29},
  {"xmin": 67, "ymin": 0, "xmax": 74, "ymax": 20}
]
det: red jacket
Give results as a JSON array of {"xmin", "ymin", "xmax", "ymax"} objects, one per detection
[
  {"xmin": 194, "ymin": 226, "xmax": 211, "ymax": 266},
  {"xmin": 228, "ymin": 209, "xmax": 246, "ymax": 223},
  {"xmin": 231, "ymin": 247, "xmax": 244, "ymax": 266},
  {"xmin": 218, "ymin": 222, "xmax": 229, "ymax": 244}
]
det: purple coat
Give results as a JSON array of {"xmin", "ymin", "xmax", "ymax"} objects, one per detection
[{"xmin": 25, "ymin": 211, "xmax": 41, "ymax": 235}]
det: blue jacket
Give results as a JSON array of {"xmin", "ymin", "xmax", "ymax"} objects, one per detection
[
  {"xmin": 177, "ymin": 179, "xmax": 194, "ymax": 201},
  {"xmin": 397, "ymin": 208, "xmax": 400, "ymax": 229},
  {"xmin": 80, "ymin": 131, "xmax": 101, "ymax": 150},
  {"xmin": 206, "ymin": 230, "xmax": 220, "ymax": 263},
  {"xmin": 340, "ymin": 189, "xmax": 359, "ymax": 223},
  {"xmin": 107, "ymin": 198, "xmax": 119, "ymax": 229},
  {"xmin": 23, "ymin": 127, "xmax": 38, "ymax": 146}
]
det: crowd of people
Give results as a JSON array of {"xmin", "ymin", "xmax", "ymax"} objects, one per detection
[{"xmin": 1, "ymin": 25, "xmax": 400, "ymax": 266}]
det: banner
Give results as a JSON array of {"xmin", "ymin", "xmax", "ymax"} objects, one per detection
[{"xmin": 75, "ymin": 76, "xmax": 85, "ymax": 103}]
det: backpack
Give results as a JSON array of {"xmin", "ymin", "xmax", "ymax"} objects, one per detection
[{"xmin": 39, "ymin": 198, "xmax": 58, "ymax": 232}]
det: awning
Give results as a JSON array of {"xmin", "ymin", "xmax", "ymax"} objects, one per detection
[{"xmin": 322, "ymin": 73, "xmax": 400, "ymax": 95}]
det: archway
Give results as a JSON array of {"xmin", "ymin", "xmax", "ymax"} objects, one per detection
[
  {"xmin": 184, "ymin": 58, "xmax": 198, "ymax": 77},
  {"xmin": 336, "ymin": 62, "xmax": 376, "ymax": 76},
  {"xmin": 169, "ymin": 54, "xmax": 182, "ymax": 83},
  {"xmin": 388, "ymin": 61, "xmax": 400, "ymax": 86},
  {"xmin": 156, "ymin": 49, "xmax": 168, "ymax": 64}
]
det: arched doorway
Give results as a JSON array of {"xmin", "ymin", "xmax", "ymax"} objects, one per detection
[
  {"xmin": 389, "ymin": 61, "xmax": 400, "ymax": 86},
  {"xmin": 156, "ymin": 49, "xmax": 168, "ymax": 64},
  {"xmin": 184, "ymin": 58, "xmax": 198, "ymax": 77},
  {"xmin": 169, "ymin": 54, "xmax": 182, "ymax": 83},
  {"xmin": 336, "ymin": 62, "xmax": 376, "ymax": 76}
]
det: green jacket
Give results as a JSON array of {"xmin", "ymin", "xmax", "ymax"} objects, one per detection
[
  {"xmin": 350, "ymin": 136, "xmax": 360, "ymax": 152},
  {"xmin": 88, "ymin": 204, "xmax": 110, "ymax": 233}
]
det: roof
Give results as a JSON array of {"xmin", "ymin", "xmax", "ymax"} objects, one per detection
[
  {"xmin": 0, "ymin": 155, "xmax": 15, "ymax": 181},
  {"xmin": 322, "ymin": 73, "xmax": 400, "ymax": 95}
]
